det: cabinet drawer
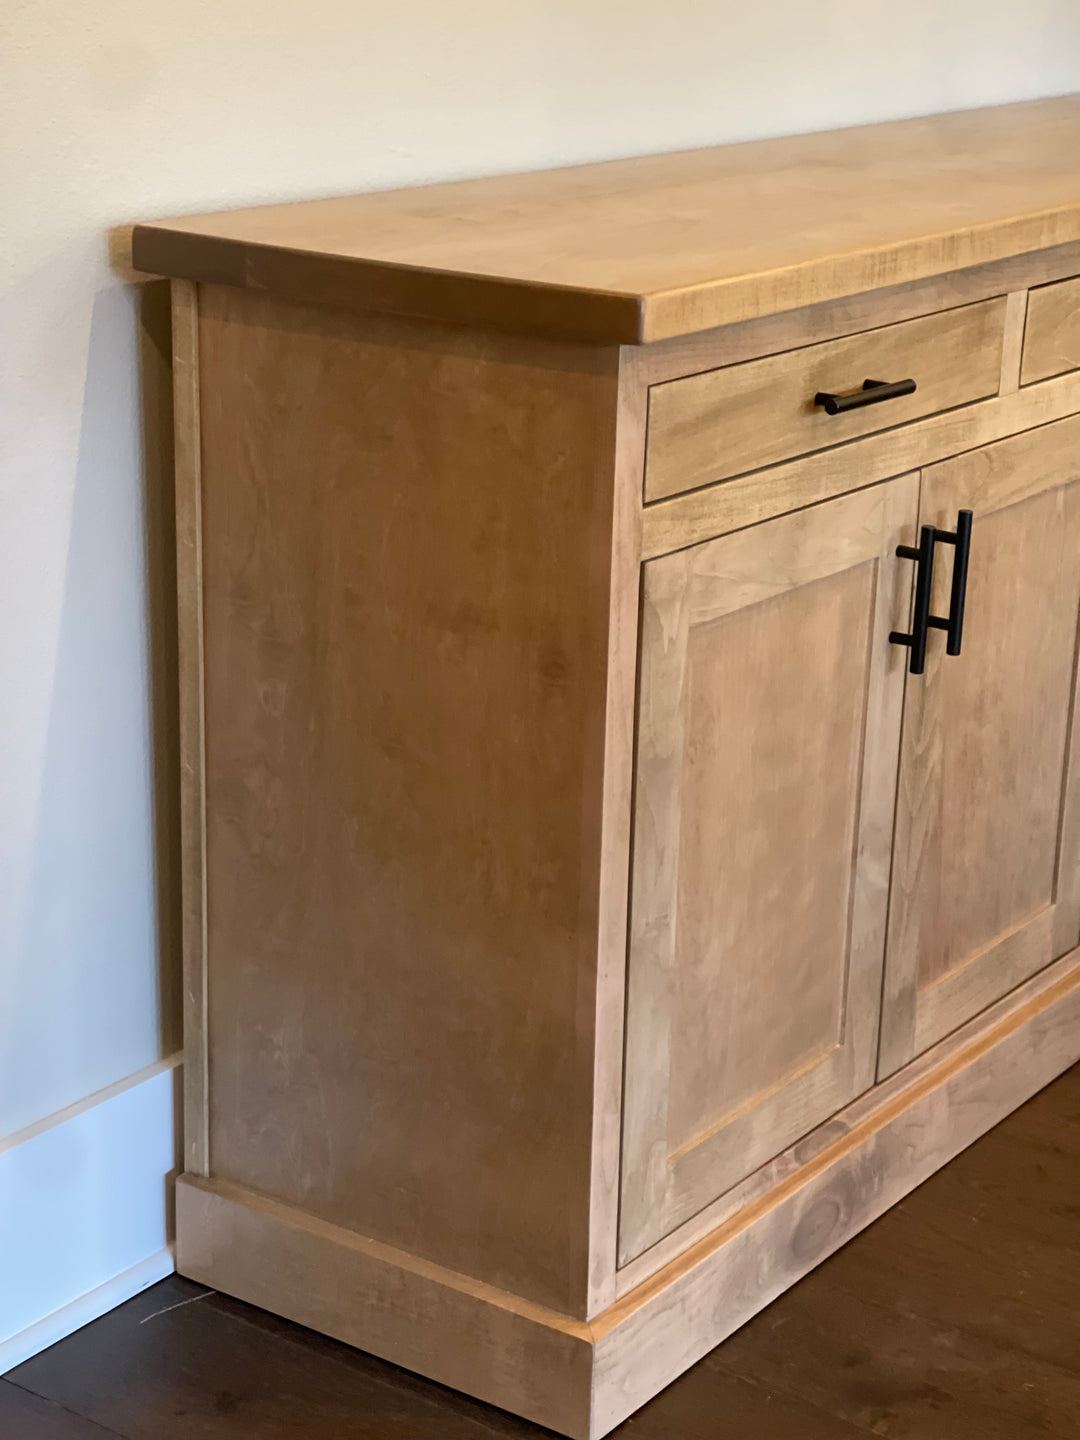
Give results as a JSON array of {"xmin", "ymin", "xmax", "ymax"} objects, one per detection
[
  {"xmin": 644, "ymin": 297, "xmax": 1007, "ymax": 503},
  {"xmin": 1021, "ymin": 275, "xmax": 1080, "ymax": 385}
]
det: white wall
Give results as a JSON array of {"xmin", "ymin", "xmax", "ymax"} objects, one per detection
[
  {"xmin": 0, "ymin": 1063, "xmax": 180, "ymax": 1371},
  {"xmin": 3, "ymin": 0, "xmax": 1080, "ymax": 1361}
]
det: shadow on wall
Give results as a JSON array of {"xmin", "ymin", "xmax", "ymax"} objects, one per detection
[{"xmin": 1, "ymin": 279, "xmax": 181, "ymax": 1135}]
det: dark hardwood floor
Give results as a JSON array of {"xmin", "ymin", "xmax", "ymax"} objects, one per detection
[{"xmin": 4, "ymin": 1064, "xmax": 1078, "ymax": 1439}]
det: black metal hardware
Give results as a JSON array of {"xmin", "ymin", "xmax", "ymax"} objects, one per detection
[
  {"xmin": 891, "ymin": 510, "xmax": 973, "ymax": 674},
  {"xmin": 926, "ymin": 509, "xmax": 973, "ymax": 656},
  {"xmin": 814, "ymin": 377, "xmax": 917, "ymax": 415},
  {"xmin": 890, "ymin": 525, "xmax": 936, "ymax": 675}
]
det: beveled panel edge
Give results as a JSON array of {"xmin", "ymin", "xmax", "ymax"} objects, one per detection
[{"xmin": 608, "ymin": 942, "xmax": 1080, "ymax": 1297}]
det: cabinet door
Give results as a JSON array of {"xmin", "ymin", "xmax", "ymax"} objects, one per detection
[
  {"xmin": 619, "ymin": 476, "xmax": 917, "ymax": 1265},
  {"xmin": 879, "ymin": 416, "xmax": 1080, "ymax": 1078}
]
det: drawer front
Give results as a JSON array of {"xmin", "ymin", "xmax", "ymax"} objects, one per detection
[
  {"xmin": 1022, "ymin": 275, "xmax": 1080, "ymax": 385},
  {"xmin": 644, "ymin": 297, "xmax": 1007, "ymax": 503}
]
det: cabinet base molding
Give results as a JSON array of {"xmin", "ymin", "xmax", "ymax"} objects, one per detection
[{"xmin": 177, "ymin": 949, "xmax": 1080, "ymax": 1440}]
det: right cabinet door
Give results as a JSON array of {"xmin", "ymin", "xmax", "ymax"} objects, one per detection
[{"xmin": 879, "ymin": 413, "xmax": 1080, "ymax": 1077}]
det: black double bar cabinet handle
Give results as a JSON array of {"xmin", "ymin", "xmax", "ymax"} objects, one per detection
[
  {"xmin": 890, "ymin": 509, "xmax": 973, "ymax": 674},
  {"xmin": 890, "ymin": 525, "xmax": 936, "ymax": 675},
  {"xmin": 814, "ymin": 377, "xmax": 917, "ymax": 415},
  {"xmin": 927, "ymin": 509, "xmax": 973, "ymax": 656}
]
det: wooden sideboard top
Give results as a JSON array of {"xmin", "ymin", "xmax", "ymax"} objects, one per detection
[{"xmin": 133, "ymin": 95, "xmax": 1080, "ymax": 344}]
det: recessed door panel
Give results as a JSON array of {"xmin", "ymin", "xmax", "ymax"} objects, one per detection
[
  {"xmin": 620, "ymin": 475, "xmax": 917, "ymax": 1265},
  {"xmin": 880, "ymin": 414, "xmax": 1080, "ymax": 1077}
]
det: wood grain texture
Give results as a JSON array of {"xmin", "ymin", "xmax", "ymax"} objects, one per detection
[
  {"xmin": 176, "ymin": 1176, "xmax": 596, "ymax": 1440},
  {"xmin": 998, "ymin": 289, "xmax": 1029, "ymax": 396},
  {"xmin": 592, "ymin": 951, "xmax": 1080, "ymax": 1438},
  {"xmin": 0, "ymin": 1383, "xmax": 119, "ymax": 1438},
  {"xmin": 160, "ymin": 131, "xmax": 1080, "ymax": 1433},
  {"xmin": 6, "ymin": 1271, "xmax": 560, "ymax": 1440},
  {"xmin": 642, "ymin": 365, "xmax": 1080, "ymax": 558},
  {"xmin": 171, "ymin": 278, "xmax": 209, "ymax": 1177},
  {"xmin": 194, "ymin": 285, "xmax": 621, "ymax": 1315},
  {"xmin": 644, "ymin": 299, "xmax": 1006, "ymax": 501},
  {"xmin": 133, "ymin": 97, "xmax": 1080, "ymax": 343},
  {"xmin": 1022, "ymin": 273, "xmax": 1080, "ymax": 384},
  {"xmin": 632, "ymin": 241, "xmax": 1080, "ymax": 388},
  {"xmin": 619, "ymin": 478, "xmax": 915, "ymax": 1262},
  {"xmin": 585, "ymin": 350, "xmax": 646, "ymax": 1317},
  {"xmin": 880, "ymin": 414, "xmax": 1080, "ymax": 1076},
  {"xmin": 913, "ymin": 912, "xmax": 1056, "ymax": 1060},
  {"xmin": 11, "ymin": 1068, "xmax": 1078, "ymax": 1440},
  {"xmin": 162, "ymin": 952, "xmax": 1080, "ymax": 1440},
  {"xmin": 713, "ymin": 1238, "xmax": 1080, "ymax": 1440},
  {"xmin": 614, "ymin": 941, "xmax": 1080, "ymax": 1293}
]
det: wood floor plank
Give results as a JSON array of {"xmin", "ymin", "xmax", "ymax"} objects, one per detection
[
  {"xmin": 708, "ymin": 1064, "xmax": 1080, "ymax": 1440},
  {"xmin": 207, "ymin": 1285, "xmax": 883, "ymax": 1440},
  {"xmin": 613, "ymin": 1362, "xmax": 875, "ymax": 1439},
  {"xmin": 6, "ymin": 1276, "xmax": 527, "ymax": 1440},
  {"xmin": 904, "ymin": 1124, "xmax": 1080, "ymax": 1255},
  {"xmin": 712, "ymin": 1274, "xmax": 1080, "ymax": 1439},
  {"xmin": 8, "ymin": 1275, "xmax": 869, "ymax": 1440},
  {"xmin": 0, "ymin": 1380, "xmax": 121, "ymax": 1438},
  {"xmin": 816, "ymin": 1197, "xmax": 1080, "ymax": 1377}
]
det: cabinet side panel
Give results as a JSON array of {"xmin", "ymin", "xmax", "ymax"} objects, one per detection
[{"xmin": 195, "ymin": 287, "xmax": 619, "ymax": 1314}]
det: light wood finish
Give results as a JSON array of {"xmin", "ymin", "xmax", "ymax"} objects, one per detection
[
  {"xmin": 586, "ymin": 351, "xmax": 646, "ymax": 1316},
  {"xmin": 157, "ymin": 106, "xmax": 1080, "ymax": 1438},
  {"xmin": 171, "ymin": 279, "xmax": 209, "ymax": 1178},
  {"xmin": 134, "ymin": 97, "xmax": 1080, "ymax": 344},
  {"xmin": 642, "ymin": 364, "xmax": 1080, "ymax": 558},
  {"xmin": 619, "ymin": 478, "xmax": 914, "ymax": 1263},
  {"xmin": 1022, "ymin": 273, "xmax": 1080, "ymax": 384},
  {"xmin": 176, "ymin": 1174, "xmax": 595, "ymax": 1436},
  {"xmin": 644, "ymin": 299, "xmax": 1006, "ymax": 502},
  {"xmin": 632, "ymin": 241, "xmax": 1080, "ymax": 388},
  {"xmin": 614, "ymin": 930, "xmax": 1079, "ymax": 1292},
  {"xmin": 879, "ymin": 415, "xmax": 1080, "ymax": 1076},
  {"xmin": 197, "ymin": 284, "xmax": 621, "ymax": 1315},
  {"xmin": 998, "ymin": 289, "xmax": 1029, "ymax": 396},
  {"xmin": 593, "ymin": 951, "xmax": 1080, "ymax": 1438},
  {"xmin": 175, "ymin": 950, "xmax": 1080, "ymax": 1440}
]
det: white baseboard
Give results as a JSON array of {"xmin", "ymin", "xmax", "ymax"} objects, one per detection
[
  {"xmin": 0, "ymin": 1247, "xmax": 176, "ymax": 1374},
  {"xmin": 0, "ymin": 1057, "xmax": 181, "ymax": 1374}
]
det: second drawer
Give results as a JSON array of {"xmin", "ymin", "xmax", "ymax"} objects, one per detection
[{"xmin": 644, "ymin": 296, "xmax": 1007, "ymax": 503}]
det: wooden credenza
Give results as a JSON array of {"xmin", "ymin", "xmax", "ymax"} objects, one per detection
[{"xmin": 134, "ymin": 96, "xmax": 1080, "ymax": 1438}]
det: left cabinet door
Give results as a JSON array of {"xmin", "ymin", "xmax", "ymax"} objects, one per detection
[{"xmin": 619, "ymin": 475, "xmax": 917, "ymax": 1265}]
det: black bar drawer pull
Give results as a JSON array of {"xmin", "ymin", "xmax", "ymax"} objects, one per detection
[
  {"xmin": 890, "ymin": 525, "xmax": 936, "ymax": 675},
  {"xmin": 814, "ymin": 377, "xmax": 917, "ymax": 415},
  {"xmin": 927, "ymin": 509, "xmax": 973, "ymax": 657}
]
